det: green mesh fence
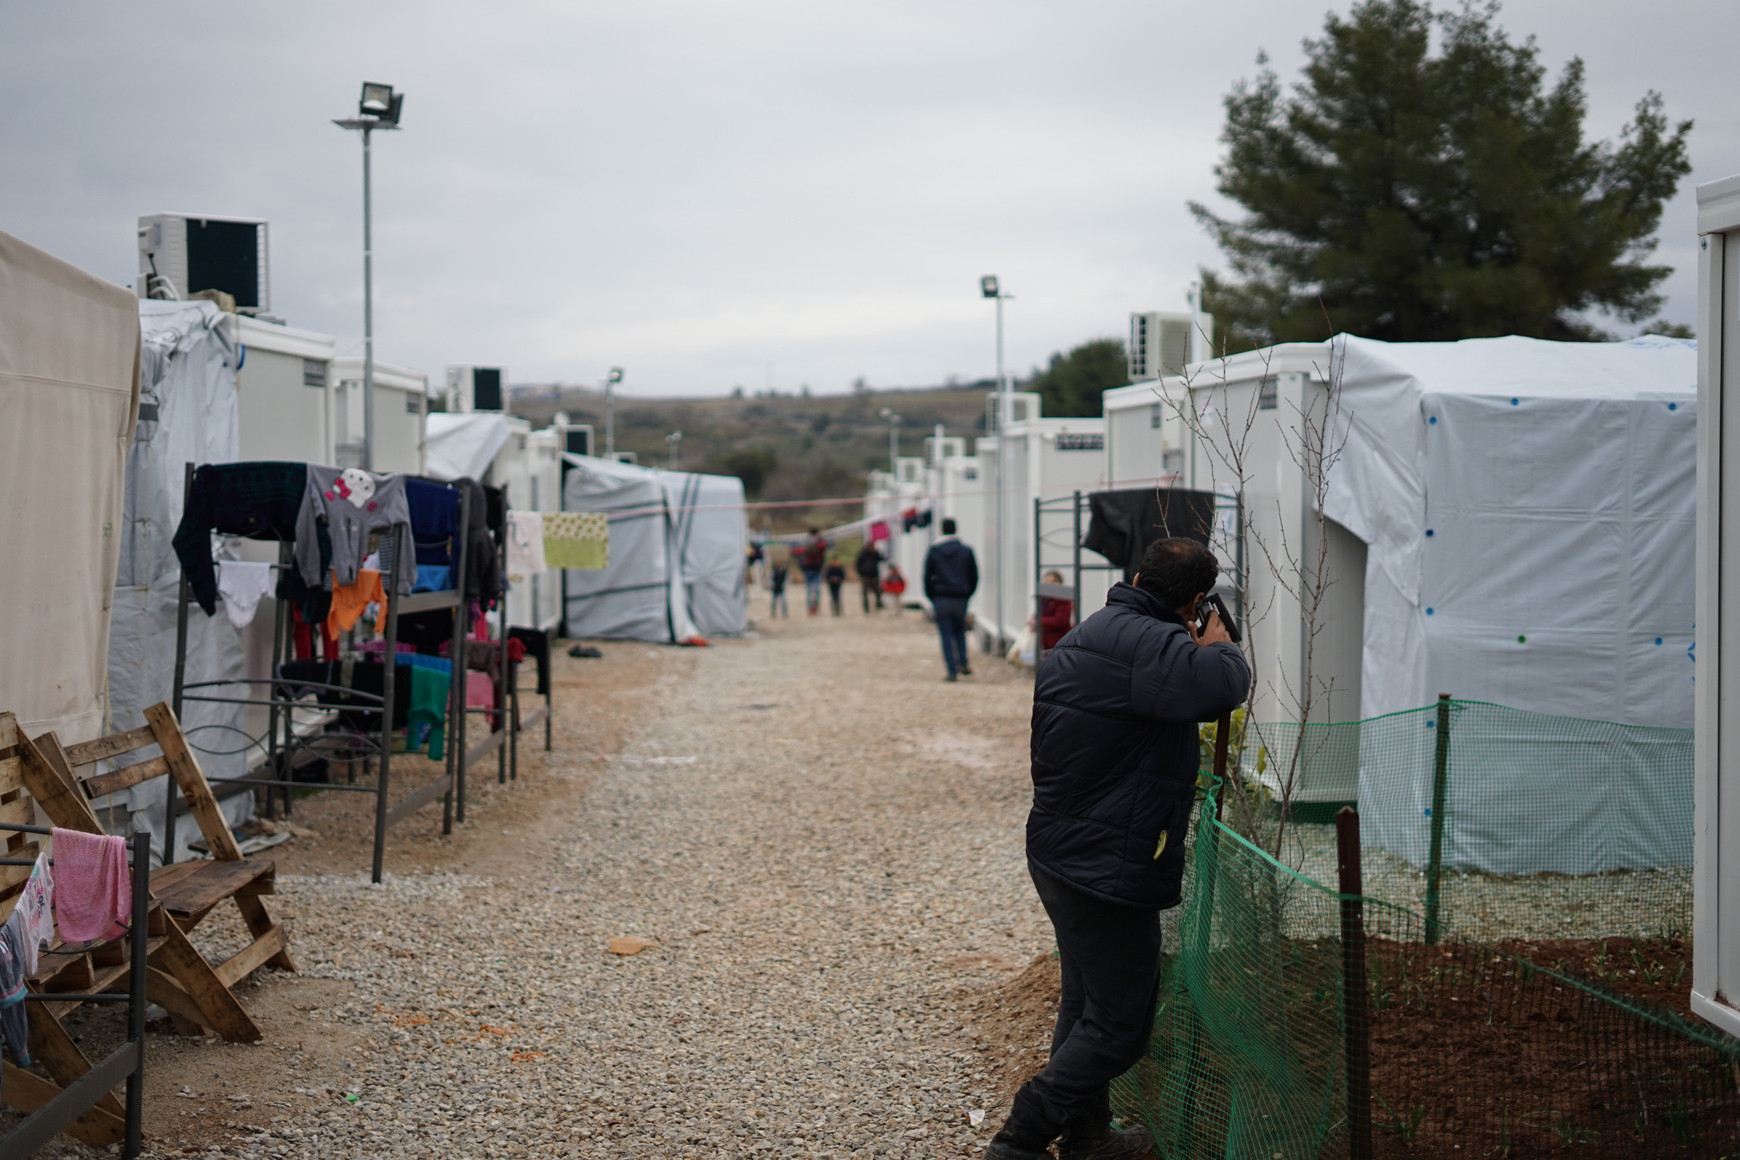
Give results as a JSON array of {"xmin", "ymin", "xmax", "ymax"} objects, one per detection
[{"xmin": 1109, "ymin": 701, "xmax": 1734, "ymax": 1159}]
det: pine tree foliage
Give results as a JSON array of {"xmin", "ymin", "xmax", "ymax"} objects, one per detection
[
  {"xmin": 1026, "ymin": 338, "xmax": 1127, "ymax": 418},
  {"xmin": 1192, "ymin": 0, "xmax": 1692, "ymax": 347}
]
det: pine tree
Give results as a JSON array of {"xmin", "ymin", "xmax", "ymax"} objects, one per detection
[{"xmin": 1193, "ymin": 0, "xmax": 1691, "ymax": 347}]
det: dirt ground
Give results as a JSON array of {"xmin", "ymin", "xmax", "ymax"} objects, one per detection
[{"xmin": 8, "ymin": 609, "xmax": 1068, "ymax": 1158}]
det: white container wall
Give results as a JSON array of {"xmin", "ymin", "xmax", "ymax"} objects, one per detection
[
  {"xmin": 1695, "ymin": 174, "xmax": 1740, "ymax": 1038},
  {"xmin": 331, "ymin": 356, "xmax": 428, "ymax": 476}
]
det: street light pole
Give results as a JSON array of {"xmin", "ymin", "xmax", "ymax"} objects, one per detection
[
  {"xmin": 334, "ymin": 82, "xmax": 404, "ymax": 472},
  {"xmin": 666, "ymin": 430, "xmax": 682, "ymax": 469},
  {"xmin": 360, "ymin": 124, "xmax": 374, "ymax": 470},
  {"xmin": 604, "ymin": 366, "xmax": 624, "ymax": 458},
  {"xmin": 981, "ymin": 275, "xmax": 1012, "ymax": 651},
  {"xmin": 879, "ymin": 408, "xmax": 902, "ymax": 478}
]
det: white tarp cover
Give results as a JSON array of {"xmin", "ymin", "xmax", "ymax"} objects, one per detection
[
  {"xmin": 108, "ymin": 301, "xmax": 252, "ymax": 855},
  {"xmin": 426, "ymin": 412, "xmax": 511, "ymax": 482},
  {"xmin": 561, "ymin": 456, "xmax": 747, "ymax": 643},
  {"xmin": 0, "ymin": 230, "xmax": 139, "ymax": 743},
  {"xmin": 666, "ymin": 470, "xmax": 749, "ymax": 636},
  {"xmin": 1323, "ymin": 334, "xmax": 1697, "ymax": 873}
]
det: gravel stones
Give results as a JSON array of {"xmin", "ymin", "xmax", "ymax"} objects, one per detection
[{"xmin": 47, "ymin": 613, "xmax": 1051, "ymax": 1159}]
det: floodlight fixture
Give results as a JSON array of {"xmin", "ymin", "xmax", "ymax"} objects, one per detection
[
  {"xmin": 608, "ymin": 366, "xmax": 625, "ymax": 385},
  {"xmin": 980, "ymin": 275, "xmax": 1000, "ymax": 299}
]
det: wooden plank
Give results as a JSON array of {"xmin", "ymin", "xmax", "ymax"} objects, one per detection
[
  {"xmin": 0, "ymin": 841, "xmax": 40, "ymax": 903},
  {"xmin": 0, "ymin": 753, "xmax": 23, "ymax": 796},
  {"xmin": 464, "ymin": 728, "xmax": 506, "ymax": 769},
  {"xmin": 519, "ymin": 706, "xmax": 550, "ymax": 731},
  {"xmin": 81, "ymin": 754, "xmax": 169, "ymax": 800},
  {"xmin": 0, "ymin": 795, "xmax": 32, "ymax": 827},
  {"xmin": 151, "ymin": 917, "xmax": 260, "ymax": 1042},
  {"xmin": 145, "ymin": 702, "xmax": 243, "ymax": 861},
  {"xmin": 18, "ymin": 733, "xmax": 104, "ymax": 834},
  {"xmin": 143, "ymin": 964, "xmax": 209, "ymax": 1036},
  {"xmin": 152, "ymin": 858, "xmax": 273, "ymax": 917},
  {"xmin": 0, "ymin": 1061, "xmax": 127, "ymax": 1148},
  {"xmin": 62, "ymin": 725, "xmax": 158, "ymax": 769},
  {"xmin": 26, "ymin": 1005, "xmax": 126, "ymax": 1119},
  {"xmin": 214, "ymin": 923, "xmax": 287, "ymax": 988},
  {"xmin": 384, "ymin": 774, "xmax": 451, "ymax": 828},
  {"xmin": 234, "ymin": 890, "xmax": 296, "ymax": 971},
  {"xmin": 148, "ymin": 860, "xmax": 206, "ymax": 893}
]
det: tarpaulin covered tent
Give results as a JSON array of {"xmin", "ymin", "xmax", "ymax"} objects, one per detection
[
  {"xmin": 1321, "ymin": 335, "xmax": 1698, "ymax": 873},
  {"xmin": 561, "ymin": 455, "xmax": 747, "ymax": 642},
  {"xmin": 109, "ymin": 300, "xmax": 252, "ymax": 854},
  {"xmin": 0, "ymin": 230, "xmax": 140, "ymax": 743},
  {"xmin": 427, "ymin": 411, "xmax": 511, "ymax": 481}
]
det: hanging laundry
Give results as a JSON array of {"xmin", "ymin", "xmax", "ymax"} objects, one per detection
[
  {"xmin": 406, "ymin": 478, "xmax": 461, "ymax": 566},
  {"xmin": 216, "ymin": 560, "xmax": 274, "ymax": 629},
  {"xmin": 901, "ymin": 507, "xmax": 919, "ymax": 533},
  {"xmin": 414, "ymin": 564, "xmax": 453, "ymax": 593},
  {"xmin": 327, "ymin": 569, "xmax": 386, "ymax": 636},
  {"xmin": 294, "ymin": 465, "xmax": 413, "ymax": 595},
  {"xmin": 172, "ymin": 461, "xmax": 307, "ymax": 615},
  {"xmin": 50, "ymin": 829, "xmax": 129, "ymax": 943},
  {"xmin": 0, "ymin": 912, "xmax": 29, "ymax": 1068},
  {"xmin": 915, "ymin": 508, "xmax": 933, "ymax": 529},
  {"xmin": 869, "ymin": 520, "xmax": 890, "ymax": 544},
  {"xmin": 505, "ymin": 511, "xmax": 547, "ymax": 581},
  {"xmin": 12, "ymin": 851, "xmax": 53, "ymax": 975},
  {"xmin": 404, "ymin": 663, "xmax": 449, "ymax": 760},
  {"xmin": 544, "ymin": 512, "xmax": 610, "ymax": 570}
]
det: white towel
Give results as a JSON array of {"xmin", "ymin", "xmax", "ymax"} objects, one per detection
[
  {"xmin": 506, "ymin": 511, "xmax": 547, "ymax": 581},
  {"xmin": 217, "ymin": 560, "xmax": 274, "ymax": 629}
]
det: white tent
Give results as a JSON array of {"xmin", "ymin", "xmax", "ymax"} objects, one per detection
[
  {"xmin": 561, "ymin": 455, "xmax": 747, "ymax": 643},
  {"xmin": 1320, "ymin": 335, "xmax": 1697, "ymax": 873},
  {"xmin": 109, "ymin": 300, "xmax": 253, "ymax": 855},
  {"xmin": 0, "ymin": 230, "xmax": 139, "ymax": 743},
  {"xmin": 426, "ymin": 412, "xmax": 511, "ymax": 481}
]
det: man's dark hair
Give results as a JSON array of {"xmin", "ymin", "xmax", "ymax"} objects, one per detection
[
  {"xmin": 1136, "ymin": 538, "xmax": 1219, "ymax": 610},
  {"xmin": 941, "ymin": 518, "xmax": 957, "ymax": 535},
  {"xmin": 808, "ymin": 526, "xmax": 820, "ymax": 535}
]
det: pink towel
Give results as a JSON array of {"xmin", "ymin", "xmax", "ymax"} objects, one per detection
[{"xmin": 50, "ymin": 829, "xmax": 130, "ymax": 943}]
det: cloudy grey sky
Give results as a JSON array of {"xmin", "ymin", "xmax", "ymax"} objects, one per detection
[{"xmin": 4, "ymin": 1, "xmax": 1735, "ymax": 398}]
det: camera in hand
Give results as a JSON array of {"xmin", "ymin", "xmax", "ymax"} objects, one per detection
[{"xmin": 1195, "ymin": 593, "xmax": 1241, "ymax": 643}]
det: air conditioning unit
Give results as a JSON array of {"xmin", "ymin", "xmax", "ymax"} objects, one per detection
[
  {"xmin": 137, "ymin": 214, "xmax": 270, "ymax": 312},
  {"xmin": 563, "ymin": 425, "xmax": 594, "ymax": 458},
  {"xmin": 444, "ymin": 366, "xmax": 507, "ymax": 413},
  {"xmin": 984, "ymin": 391, "xmax": 1042, "ymax": 433},
  {"xmin": 1129, "ymin": 311, "xmax": 1213, "ymax": 381}
]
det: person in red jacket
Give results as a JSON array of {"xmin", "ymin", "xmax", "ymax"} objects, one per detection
[{"xmin": 1038, "ymin": 570, "xmax": 1074, "ymax": 653}]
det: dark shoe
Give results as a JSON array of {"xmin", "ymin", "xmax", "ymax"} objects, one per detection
[
  {"xmin": 1056, "ymin": 1119, "xmax": 1154, "ymax": 1160},
  {"xmin": 567, "ymin": 645, "xmax": 603, "ymax": 659},
  {"xmin": 945, "ymin": 673, "xmax": 958, "ymax": 682},
  {"xmin": 960, "ymin": 665, "xmax": 973, "ymax": 676},
  {"xmin": 986, "ymin": 1141, "xmax": 1052, "ymax": 1160}
]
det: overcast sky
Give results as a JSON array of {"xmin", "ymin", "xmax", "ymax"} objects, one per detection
[{"xmin": 4, "ymin": 1, "xmax": 1736, "ymax": 398}]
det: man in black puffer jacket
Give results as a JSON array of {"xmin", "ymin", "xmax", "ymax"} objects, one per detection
[{"xmin": 989, "ymin": 538, "xmax": 1250, "ymax": 1160}]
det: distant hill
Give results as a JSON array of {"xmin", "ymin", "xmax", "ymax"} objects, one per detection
[{"xmin": 509, "ymin": 383, "xmax": 994, "ymax": 532}]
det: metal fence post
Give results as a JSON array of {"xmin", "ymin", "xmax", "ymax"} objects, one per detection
[
  {"xmin": 1337, "ymin": 806, "xmax": 1372, "ymax": 1160},
  {"xmin": 1424, "ymin": 692, "xmax": 1452, "ymax": 944}
]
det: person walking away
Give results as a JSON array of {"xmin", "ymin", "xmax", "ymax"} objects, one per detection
[
  {"xmin": 856, "ymin": 540, "xmax": 884, "ymax": 613},
  {"xmin": 987, "ymin": 538, "xmax": 1249, "ymax": 1159},
  {"xmin": 824, "ymin": 557, "xmax": 847, "ymax": 617},
  {"xmin": 882, "ymin": 565, "xmax": 907, "ymax": 614},
  {"xmin": 922, "ymin": 518, "xmax": 978, "ymax": 682},
  {"xmin": 1038, "ymin": 569, "xmax": 1074, "ymax": 653},
  {"xmin": 766, "ymin": 542, "xmax": 792, "ymax": 619},
  {"xmin": 798, "ymin": 528, "xmax": 828, "ymax": 616}
]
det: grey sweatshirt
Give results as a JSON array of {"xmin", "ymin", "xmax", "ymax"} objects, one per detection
[{"xmin": 294, "ymin": 465, "xmax": 413, "ymax": 594}]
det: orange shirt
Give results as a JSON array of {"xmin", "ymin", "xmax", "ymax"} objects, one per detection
[{"xmin": 327, "ymin": 569, "xmax": 386, "ymax": 635}]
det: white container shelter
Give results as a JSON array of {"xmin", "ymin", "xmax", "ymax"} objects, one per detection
[
  {"xmin": 1138, "ymin": 335, "xmax": 1697, "ymax": 860},
  {"xmin": 330, "ymin": 356, "xmax": 427, "ymax": 475},
  {"xmin": 1694, "ymin": 173, "xmax": 1740, "ymax": 1037},
  {"xmin": 984, "ymin": 404, "xmax": 1108, "ymax": 650}
]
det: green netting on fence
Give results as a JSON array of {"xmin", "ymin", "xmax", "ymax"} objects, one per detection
[
  {"xmin": 1116, "ymin": 773, "xmax": 1740, "ymax": 1159},
  {"xmin": 1209, "ymin": 699, "xmax": 1694, "ymax": 943}
]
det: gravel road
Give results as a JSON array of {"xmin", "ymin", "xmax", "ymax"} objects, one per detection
[{"xmin": 58, "ymin": 609, "xmax": 1054, "ymax": 1159}]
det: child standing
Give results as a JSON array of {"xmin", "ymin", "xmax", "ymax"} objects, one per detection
[
  {"xmin": 824, "ymin": 558, "xmax": 847, "ymax": 617},
  {"xmin": 882, "ymin": 564, "xmax": 907, "ymax": 614}
]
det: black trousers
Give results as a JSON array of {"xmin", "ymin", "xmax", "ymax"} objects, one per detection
[{"xmin": 1022, "ymin": 861, "xmax": 1163, "ymax": 1131}]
